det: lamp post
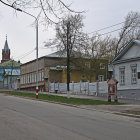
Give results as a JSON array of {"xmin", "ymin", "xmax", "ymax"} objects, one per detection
[{"xmin": 17, "ymin": 8, "xmax": 39, "ymax": 98}]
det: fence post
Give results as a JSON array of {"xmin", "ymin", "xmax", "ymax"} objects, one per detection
[
  {"xmin": 72, "ymin": 81, "xmax": 74, "ymax": 94},
  {"xmin": 54, "ymin": 82, "xmax": 55, "ymax": 92},
  {"xmin": 80, "ymin": 80, "xmax": 82, "ymax": 94},
  {"xmin": 49, "ymin": 82, "xmax": 50, "ymax": 92},
  {"xmin": 58, "ymin": 82, "xmax": 59, "ymax": 92},
  {"xmin": 96, "ymin": 81, "xmax": 99, "ymax": 96},
  {"xmin": 87, "ymin": 80, "xmax": 89, "ymax": 95},
  {"xmin": 84, "ymin": 82, "xmax": 86, "ymax": 94}
]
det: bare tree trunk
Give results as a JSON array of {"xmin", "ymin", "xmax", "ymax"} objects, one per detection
[{"xmin": 67, "ymin": 21, "xmax": 70, "ymax": 91}]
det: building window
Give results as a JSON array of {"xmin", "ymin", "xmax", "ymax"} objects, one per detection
[
  {"xmin": 100, "ymin": 63, "xmax": 105, "ymax": 69},
  {"xmin": 27, "ymin": 74, "xmax": 29, "ymax": 83},
  {"xmin": 119, "ymin": 68, "xmax": 125, "ymax": 85},
  {"xmin": 39, "ymin": 72, "xmax": 41, "ymax": 81},
  {"xmin": 28, "ymin": 74, "xmax": 30, "ymax": 83},
  {"xmin": 29, "ymin": 74, "xmax": 31, "ymax": 83},
  {"xmin": 131, "ymin": 67, "xmax": 137, "ymax": 84},
  {"xmin": 20, "ymin": 76, "xmax": 23, "ymax": 84},
  {"xmin": 32, "ymin": 73, "xmax": 34, "ymax": 83},
  {"xmin": 34, "ymin": 73, "xmax": 36, "ymax": 82},
  {"xmin": 41, "ymin": 71, "xmax": 44, "ymax": 81},
  {"xmin": 23, "ymin": 75, "xmax": 25, "ymax": 84},
  {"xmin": 25, "ymin": 74, "xmax": 27, "ymax": 84},
  {"xmin": 82, "ymin": 75, "xmax": 86, "ymax": 80},
  {"xmin": 30, "ymin": 73, "xmax": 32, "ymax": 83},
  {"xmin": 85, "ymin": 62, "xmax": 90, "ymax": 68},
  {"xmin": 22, "ymin": 75, "xmax": 24, "ymax": 84},
  {"xmin": 98, "ymin": 75, "xmax": 104, "ymax": 81}
]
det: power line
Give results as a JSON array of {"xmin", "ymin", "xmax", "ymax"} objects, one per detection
[
  {"xmin": 88, "ymin": 21, "xmax": 124, "ymax": 35},
  {"xmin": 13, "ymin": 48, "xmax": 36, "ymax": 60},
  {"xmin": 95, "ymin": 27, "xmax": 123, "ymax": 37},
  {"xmin": 19, "ymin": 49, "xmax": 35, "ymax": 60},
  {"xmin": 87, "ymin": 15, "xmax": 139, "ymax": 36},
  {"xmin": 91, "ymin": 25, "xmax": 140, "ymax": 38}
]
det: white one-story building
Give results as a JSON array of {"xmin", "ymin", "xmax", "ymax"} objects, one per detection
[{"xmin": 110, "ymin": 40, "xmax": 140, "ymax": 99}]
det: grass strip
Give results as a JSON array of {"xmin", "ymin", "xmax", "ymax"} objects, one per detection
[{"xmin": 0, "ymin": 90, "xmax": 122, "ymax": 105}]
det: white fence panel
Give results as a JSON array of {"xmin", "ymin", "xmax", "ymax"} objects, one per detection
[
  {"xmin": 98, "ymin": 81, "xmax": 108, "ymax": 96},
  {"xmin": 59, "ymin": 83, "xmax": 67, "ymax": 92},
  {"xmin": 49, "ymin": 83, "xmax": 54, "ymax": 92},
  {"xmin": 49, "ymin": 81, "xmax": 140, "ymax": 99},
  {"xmin": 89, "ymin": 82, "xmax": 97, "ymax": 95},
  {"xmin": 72, "ymin": 83, "xmax": 81, "ymax": 94},
  {"xmin": 49, "ymin": 81, "xmax": 108, "ymax": 95}
]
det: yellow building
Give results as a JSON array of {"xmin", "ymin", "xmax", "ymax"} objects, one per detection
[
  {"xmin": 61, "ymin": 69, "xmax": 96, "ymax": 83},
  {"xmin": 20, "ymin": 50, "xmax": 108, "ymax": 91}
]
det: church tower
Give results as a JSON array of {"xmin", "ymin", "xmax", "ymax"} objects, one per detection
[{"xmin": 1, "ymin": 35, "xmax": 10, "ymax": 63}]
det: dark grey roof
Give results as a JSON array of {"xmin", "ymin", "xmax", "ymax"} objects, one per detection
[
  {"xmin": 111, "ymin": 40, "xmax": 140, "ymax": 64},
  {"xmin": 3, "ymin": 39, "xmax": 10, "ymax": 51},
  {"xmin": 46, "ymin": 50, "xmax": 67, "ymax": 58},
  {"xmin": 45, "ymin": 49, "xmax": 83, "ymax": 58}
]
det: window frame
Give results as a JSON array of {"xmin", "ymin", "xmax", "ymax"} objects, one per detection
[
  {"xmin": 119, "ymin": 67, "xmax": 125, "ymax": 85},
  {"xmin": 85, "ymin": 62, "xmax": 90, "ymax": 69},
  {"xmin": 98, "ymin": 75, "xmax": 104, "ymax": 81},
  {"xmin": 131, "ymin": 65, "xmax": 137, "ymax": 84},
  {"xmin": 100, "ymin": 63, "xmax": 105, "ymax": 69}
]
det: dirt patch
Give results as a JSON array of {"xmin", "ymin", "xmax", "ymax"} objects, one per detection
[{"xmin": 122, "ymin": 110, "xmax": 140, "ymax": 115}]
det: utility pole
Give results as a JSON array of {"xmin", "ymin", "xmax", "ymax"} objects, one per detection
[{"xmin": 17, "ymin": 8, "xmax": 39, "ymax": 98}]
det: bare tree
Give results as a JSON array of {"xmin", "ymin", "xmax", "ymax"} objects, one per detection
[
  {"xmin": 0, "ymin": 0, "xmax": 84, "ymax": 24},
  {"xmin": 45, "ymin": 14, "xmax": 87, "ymax": 91},
  {"xmin": 73, "ymin": 35, "xmax": 117, "ymax": 82},
  {"xmin": 115, "ymin": 11, "xmax": 140, "ymax": 55}
]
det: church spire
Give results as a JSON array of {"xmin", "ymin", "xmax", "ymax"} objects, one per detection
[
  {"xmin": 1, "ymin": 35, "xmax": 11, "ymax": 63},
  {"xmin": 4, "ymin": 35, "xmax": 10, "ymax": 51}
]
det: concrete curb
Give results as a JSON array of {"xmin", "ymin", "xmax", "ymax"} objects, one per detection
[
  {"xmin": 2, "ymin": 92, "xmax": 140, "ymax": 119},
  {"xmin": 114, "ymin": 112, "xmax": 140, "ymax": 118}
]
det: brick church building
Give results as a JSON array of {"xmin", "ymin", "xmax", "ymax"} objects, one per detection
[
  {"xmin": 1, "ymin": 35, "xmax": 10, "ymax": 63},
  {"xmin": 0, "ymin": 36, "xmax": 20, "ymax": 89}
]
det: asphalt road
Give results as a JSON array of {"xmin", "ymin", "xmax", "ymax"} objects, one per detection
[{"xmin": 0, "ymin": 93, "xmax": 140, "ymax": 140}]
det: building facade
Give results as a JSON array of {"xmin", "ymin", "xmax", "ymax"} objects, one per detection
[
  {"xmin": 20, "ymin": 51, "xmax": 108, "ymax": 92},
  {"xmin": 0, "ymin": 36, "xmax": 20, "ymax": 89},
  {"xmin": 0, "ymin": 60, "xmax": 21, "ymax": 89},
  {"xmin": 109, "ymin": 40, "xmax": 140, "ymax": 99}
]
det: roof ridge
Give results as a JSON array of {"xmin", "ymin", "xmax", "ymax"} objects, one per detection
[{"xmin": 111, "ymin": 40, "xmax": 140, "ymax": 64}]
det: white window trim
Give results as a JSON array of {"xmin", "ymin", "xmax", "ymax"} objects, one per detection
[
  {"xmin": 98, "ymin": 75, "xmax": 104, "ymax": 81},
  {"xmin": 119, "ymin": 67, "xmax": 125, "ymax": 85},
  {"xmin": 131, "ymin": 66, "xmax": 137, "ymax": 84}
]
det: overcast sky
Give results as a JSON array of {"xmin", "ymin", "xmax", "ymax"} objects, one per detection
[{"xmin": 0, "ymin": 0, "xmax": 140, "ymax": 63}]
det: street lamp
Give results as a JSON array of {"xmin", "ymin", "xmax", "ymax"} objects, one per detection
[{"xmin": 17, "ymin": 8, "xmax": 39, "ymax": 99}]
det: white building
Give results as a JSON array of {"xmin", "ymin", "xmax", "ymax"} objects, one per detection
[{"xmin": 110, "ymin": 40, "xmax": 140, "ymax": 99}]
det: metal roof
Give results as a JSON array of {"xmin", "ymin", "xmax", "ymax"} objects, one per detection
[
  {"xmin": 111, "ymin": 40, "xmax": 140, "ymax": 64},
  {"xmin": 46, "ymin": 50, "xmax": 67, "ymax": 58},
  {"xmin": 0, "ymin": 60, "xmax": 21, "ymax": 67},
  {"xmin": 45, "ymin": 49, "xmax": 86, "ymax": 58}
]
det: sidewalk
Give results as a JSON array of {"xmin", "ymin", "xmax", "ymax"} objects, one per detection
[
  {"xmin": 46, "ymin": 92, "xmax": 140, "ymax": 104},
  {"xmin": 45, "ymin": 92, "xmax": 140, "ymax": 117}
]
